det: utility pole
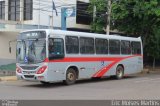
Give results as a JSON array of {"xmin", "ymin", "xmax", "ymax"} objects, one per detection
[
  {"xmin": 93, "ymin": 6, "xmax": 96, "ymax": 22},
  {"xmin": 38, "ymin": 0, "xmax": 40, "ymax": 29},
  {"xmin": 51, "ymin": 14, "xmax": 53, "ymax": 29},
  {"xmin": 106, "ymin": 0, "xmax": 111, "ymax": 35},
  {"xmin": 61, "ymin": 8, "xmax": 67, "ymax": 30},
  {"xmin": 93, "ymin": 5, "xmax": 96, "ymax": 31},
  {"xmin": 51, "ymin": 0, "xmax": 54, "ymax": 29}
]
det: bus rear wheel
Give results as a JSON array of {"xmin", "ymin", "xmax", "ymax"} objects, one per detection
[
  {"xmin": 116, "ymin": 65, "xmax": 124, "ymax": 79},
  {"xmin": 64, "ymin": 68, "xmax": 77, "ymax": 85}
]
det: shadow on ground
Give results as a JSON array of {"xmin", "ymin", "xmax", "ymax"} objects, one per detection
[{"xmin": 21, "ymin": 75, "xmax": 138, "ymax": 88}]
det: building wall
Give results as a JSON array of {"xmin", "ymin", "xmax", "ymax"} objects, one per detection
[
  {"xmin": 0, "ymin": 0, "xmax": 90, "ymax": 65},
  {"xmin": 23, "ymin": 0, "xmax": 90, "ymax": 30},
  {"xmin": 0, "ymin": 0, "xmax": 90, "ymax": 29},
  {"xmin": 0, "ymin": 32, "xmax": 17, "ymax": 65}
]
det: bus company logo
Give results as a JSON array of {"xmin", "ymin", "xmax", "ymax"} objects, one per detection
[
  {"xmin": 1, "ymin": 100, "xmax": 18, "ymax": 106},
  {"xmin": 24, "ymin": 56, "xmax": 28, "ymax": 63},
  {"xmin": 101, "ymin": 61, "xmax": 105, "ymax": 66}
]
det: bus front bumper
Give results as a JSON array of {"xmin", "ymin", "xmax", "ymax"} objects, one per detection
[{"xmin": 16, "ymin": 73, "xmax": 47, "ymax": 81}]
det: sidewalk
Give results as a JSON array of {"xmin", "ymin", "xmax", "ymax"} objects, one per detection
[
  {"xmin": 142, "ymin": 67, "xmax": 160, "ymax": 74},
  {"xmin": 0, "ymin": 76, "xmax": 17, "ymax": 81},
  {"xmin": 0, "ymin": 69, "xmax": 16, "ymax": 81}
]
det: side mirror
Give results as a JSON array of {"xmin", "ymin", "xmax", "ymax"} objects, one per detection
[{"xmin": 9, "ymin": 47, "xmax": 11, "ymax": 53}]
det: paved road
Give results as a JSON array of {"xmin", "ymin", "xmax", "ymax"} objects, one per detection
[{"xmin": 0, "ymin": 72, "xmax": 160, "ymax": 100}]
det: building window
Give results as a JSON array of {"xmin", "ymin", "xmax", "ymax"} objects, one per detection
[
  {"xmin": 121, "ymin": 40, "xmax": 131, "ymax": 55},
  {"xmin": 80, "ymin": 37, "xmax": 94, "ymax": 54},
  {"xmin": 24, "ymin": 0, "xmax": 32, "ymax": 20},
  {"xmin": 65, "ymin": 36, "xmax": 79, "ymax": 54},
  {"xmin": 8, "ymin": 0, "xmax": 20, "ymax": 21},
  {"xmin": 131, "ymin": 41, "xmax": 141, "ymax": 55},
  {"xmin": 95, "ymin": 38, "xmax": 108, "ymax": 54},
  {"xmin": 76, "ymin": 1, "xmax": 92, "ymax": 25},
  {"xmin": 0, "ymin": 1, "xmax": 5, "ymax": 20},
  {"xmin": 109, "ymin": 40, "xmax": 120, "ymax": 54}
]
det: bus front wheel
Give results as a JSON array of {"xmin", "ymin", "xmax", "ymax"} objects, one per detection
[
  {"xmin": 64, "ymin": 68, "xmax": 77, "ymax": 85},
  {"xmin": 116, "ymin": 65, "xmax": 124, "ymax": 79}
]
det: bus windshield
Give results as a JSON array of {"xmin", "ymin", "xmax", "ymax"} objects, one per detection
[{"xmin": 16, "ymin": 39, "xmax": 46, "ymax": 64}]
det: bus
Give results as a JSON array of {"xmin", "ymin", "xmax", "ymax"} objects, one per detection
[{"xmin": 16, "ymin": 29, "xmax": 143, "ymax": 85}]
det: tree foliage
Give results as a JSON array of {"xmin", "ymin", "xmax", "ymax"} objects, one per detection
[
  {"xmin": 111, "ymin": 0, "xmax": 160, "ymax": 38},
  {"xmin": 89, "ymin": 0, "xmax": 160, "ymax": 61},
  {"xmin": 112, "ymin": 0, "xmax": 160, "ymax": 60},
  {"xmin": 88, "ymin": 0, "xmax": 107, "ymax": 33},
  {"xmin": 89, "ymin": 0, "xmax": 160, "ymax": 37}
]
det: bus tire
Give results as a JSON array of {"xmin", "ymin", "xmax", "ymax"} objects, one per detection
[
  {"xmin": 116, "ymin": 65, "xmax": 124, "ymax": 79},
  {"xmin": 64, "ymin": 68, "xmax": 77, "ymax": 85}
]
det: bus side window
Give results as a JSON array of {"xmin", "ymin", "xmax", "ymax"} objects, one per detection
[{"xmin": 131, "ymin": 41, "xmax": 141, "ymax": 55}]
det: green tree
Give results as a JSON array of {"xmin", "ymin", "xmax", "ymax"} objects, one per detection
[
  {"xmin": 111, "ymin": 0, "xmax": 160, "ymax": 46},
  {"xmin": 89, "ymin": 0, "xmax": 160, "ymax": 67},
  {"xmin": 88, "ymin": 0, "xmax": 107, "ymax": 33},
  {"xmin": 145, "ymin": 27, "xmax": 160, "ymax": 69},
  {"xmin": 111, "ymin": 0, "xmax": 160, "ymax": 68}
]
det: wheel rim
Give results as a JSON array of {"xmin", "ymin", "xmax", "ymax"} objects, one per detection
[
  {"xmin": 117, "ymin": 67, "xmax": 123, "ymax": 78},
  {"xmin": 67, "ymin": 72, "xmax": 75, "ymax": 81}
]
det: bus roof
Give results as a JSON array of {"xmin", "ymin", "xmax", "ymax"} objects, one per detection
[{"xmin": 20, "ymin": 29, "xmax": 141, "ymax": 41}]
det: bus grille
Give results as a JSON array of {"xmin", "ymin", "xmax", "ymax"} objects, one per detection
[
  {"xmin": 24, "ymin": 75, "xmax": 35, "ymax": 78},
  {"xmin": 20, "ymin": 66, "xmax": 39, "ymax": 70}
]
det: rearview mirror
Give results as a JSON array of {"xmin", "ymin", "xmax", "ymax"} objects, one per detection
[{"xmin": 9, "ymin": 47, "xmax": 11, "ymax": 53}]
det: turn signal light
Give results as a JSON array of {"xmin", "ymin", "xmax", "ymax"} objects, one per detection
[
  {"xmin": 36, "ymin": 66, "xmax": 47, "ymax": 74},
  {"xmin": 16, "ymin": 66, "xmax": 22, "ymax": 73}
]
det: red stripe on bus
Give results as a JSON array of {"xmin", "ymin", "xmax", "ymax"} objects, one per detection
[
  {"xmin": 44, "ymin": 55, "xmax": 142, "ymax": 63},
  {"xmin": 92, "ymin": 61, "xmax": 118, "ymax": 77},
  {"xmin": 44, "ymin": 55, "xmax": 142, "ymax": 77},
  {"xmin": 92, "ymin": 55, "xmax": 142, "ymax": 77},
  {"xmin": 44, "ymin": 57, "xmax": 126, "ymax": 62}
]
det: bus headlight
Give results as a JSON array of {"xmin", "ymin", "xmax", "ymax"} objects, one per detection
[{"xmin": 36, "ymin": 66, "xmax": 47, "ymax": 74}]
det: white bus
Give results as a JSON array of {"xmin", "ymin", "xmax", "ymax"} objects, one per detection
[{"xmin": 16, "ymin": 29, "xmax": 143, "ymax": 85}]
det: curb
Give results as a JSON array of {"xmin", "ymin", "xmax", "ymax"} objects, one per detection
[
  {"xmin": 0, "ymin": 76, "xmax": 17, "ymax": 81},
  {"xmin": 141, "ymin": 69, "xmax": 160, "ymax": 74}
]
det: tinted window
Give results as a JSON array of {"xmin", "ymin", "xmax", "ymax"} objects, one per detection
[
  {"xmin": 95, "ymin": 38, "xmax": 108, "ymax": 54},
  {"xmin": 121, "ymin": 40, "xmax": 131, "ymax": 55},
  {"xmin": 131, "ymin": 41, "xmax": 141, "ymax": 54},
  {"xmin": 80, "ymin": 37, "xmax": 94, "ymax": 54},
  {"xmin": 49, "ymin": 38, "xmax": 64, "ymax": 60},
  {"xmin": 109, "ymin": 40, "xmax": 120, "ymax": 54},
  {"xmin": 65, "ymin": 36, "xmax": 79, "ymax": 54}
]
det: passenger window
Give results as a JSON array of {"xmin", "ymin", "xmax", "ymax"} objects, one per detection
[
  {"xmin": 65, "ymin": 36, "xmax": 79, "ymax": 54},
  {"xmin": 95, "ymin": 38, "xmax": 108, "ymax": 54},
  {"xmin": 121, "ymin": 40, "xmax": 131, "ymax": 55},
  {"xmin": 80, "ymin": 37, "xmax": 94, "ymax": 54},
  {"xmin": 109, "ymin": 40, "xmax": 120, "ymax": 54},
  {"xmin": 131, "ymin": 41, "xmax": 141, "ymax": 54}
]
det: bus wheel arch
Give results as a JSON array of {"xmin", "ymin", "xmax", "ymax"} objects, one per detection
[
  {"xmin": 64, "ymin": 66, "xmax": 79, "ymax": 85},
  {"xmin": 116, "ymin": 64, "xmax": 124, "ymax": 79}
]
